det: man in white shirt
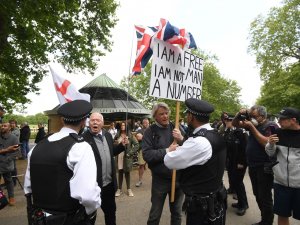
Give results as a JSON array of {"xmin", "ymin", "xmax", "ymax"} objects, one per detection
[
  {"xmin": 24, "ymin": 100, "xmax": 101, "ymax": 225},
  {"xmin": 164, "ymin": 98, "xmax": 227, "ymax": 225}
]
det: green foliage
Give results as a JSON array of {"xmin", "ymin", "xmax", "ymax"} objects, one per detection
[
  {"xmin": 257, "ymin": 63, "xmax": 300, "ymax": 113},
  {"xmin": 3, "ymin": 112, "xmax": 48, "ymax": 125},
  {"xmin": 248, "ymin": 0, "xmax": 300, "ymax": 81},
  {"xmin": 120, "ymin": 50, "xmax": 242, "ymax": 122},
  {"xmin": 249, "ymin": 0, "xmax": 300, "ymax": 111},
  {"xmin": 0, "ymin": 0, "xmax": 118, "ymax": 111}
]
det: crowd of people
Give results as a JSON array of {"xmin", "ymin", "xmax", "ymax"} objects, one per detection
[
  {"xmin": 0, "ymin": 106, "xmax": 47, "ymax": 208},
  {"xmin": 0, "ymin": 100, "xmax": 300, "ymax": 225}
]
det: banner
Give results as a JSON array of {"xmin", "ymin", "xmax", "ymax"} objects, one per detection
[{"xmin": 150, "ymin": 38, "xmax": 204, "ymax": 102}]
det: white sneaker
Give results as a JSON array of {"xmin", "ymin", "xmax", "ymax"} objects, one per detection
[
  {"xmin": 115, "ymin": 189, "xmax": 122, "ymax": 197},
  {"xmin": 127, "ymin": 189, "xmax": 134, "ymax": 197},
  {"xmin": 135, "ymin": 181, "xmax": 142, "ymax": 187}
]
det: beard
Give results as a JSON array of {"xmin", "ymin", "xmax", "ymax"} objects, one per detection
[{"xmin": 186, "ymin": 124, "xmax": 195, "ymax": 137}]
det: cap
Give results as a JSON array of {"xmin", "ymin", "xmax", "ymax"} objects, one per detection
[
  {"xmin": 224, "ymin": 114, "xmax": 235, "ymax": 121},
  {"xmin": 184, "ymin": 98, "xmax": 214, "ymax": 117},
  {"xmin": 276, "ymin": 107, "xmax": 300, "ymax": 121},
  {"xmin": 57, "ymin": 100, "xmax": 93, "ymax": 122}
]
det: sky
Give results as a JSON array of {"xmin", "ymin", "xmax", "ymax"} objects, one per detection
[{"xmin": 24, "ymin": 0, "xmax": 283, "ymax": 115}]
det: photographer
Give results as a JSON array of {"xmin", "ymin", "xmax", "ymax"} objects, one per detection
[
  {"xmin": 266, "ymin": 107, "xmax": 300, "ymax": 225},
  {"xmin": 232, "ymin": 105, "xmax": 278, "ymax": 225}
]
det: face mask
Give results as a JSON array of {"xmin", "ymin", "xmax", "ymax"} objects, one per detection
[{"xmin": 251, "ymin": 118, "xmax": 258, "ymax": 126}]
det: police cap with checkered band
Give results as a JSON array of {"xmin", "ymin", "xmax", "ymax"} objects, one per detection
[
  {"xmin": 57, "ymin": 100, "xmax": 92, "ymax": 122},
  {"xmin": 184, "ymin": 98, "xmax": 214, "ymax": 117}
]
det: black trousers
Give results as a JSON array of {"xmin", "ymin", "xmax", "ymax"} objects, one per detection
[
  {"xmin": 186, "ymin": 206, "xmax": 226, "ymax": 225},
  {"xmin": 232, "ymin": 166, "xmax": 248, "ymax": 209},
  {"xmin": 100, "ymin": 182, "xmax": 116, "ymax": 225},
  {"xmin": 248, "ymin": 166, "xmax": 274, "ymax": 225}
]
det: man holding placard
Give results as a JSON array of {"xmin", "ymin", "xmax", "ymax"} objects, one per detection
[{"xmin": 142, "ymin": 102, "xmax": 184, "ymax": 225}]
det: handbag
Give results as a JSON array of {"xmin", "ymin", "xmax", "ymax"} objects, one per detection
[{"xmin": 0, "ymin": 189, "xmax": 8, "ymax": 210}]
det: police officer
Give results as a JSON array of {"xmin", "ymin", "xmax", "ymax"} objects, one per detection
[
  {"xmin": 24, "ymin": 100, "xmax": 101, "ymax": 225},
  {"xmin": 223, "ymin": 114, "xmax": 249, "ymax": 216},
  {"xmin": 164, "ymin": 98, "xmax": 227, "ymax": 225}
]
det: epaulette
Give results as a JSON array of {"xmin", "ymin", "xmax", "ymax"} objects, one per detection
[
  {"xmin": 69, "ymin": 133, "xmax": 85, "ymax": 143},
  {"xmin": 192, "ymin": 128, "xmax": 208, "ymax": 138}
]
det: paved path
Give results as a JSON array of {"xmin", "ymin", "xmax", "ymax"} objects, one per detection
[{"xmin": 0, "ymin": 158, "xmax": 298, "ymax": 225}]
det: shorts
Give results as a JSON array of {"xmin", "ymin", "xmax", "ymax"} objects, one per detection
[
  {"xmin": 137, "ymin": 150, "xmax": 146, "ymax": 165},
  {"xmin": 273, "ymin": 183, "xmax": 300, "ymax": 220}
]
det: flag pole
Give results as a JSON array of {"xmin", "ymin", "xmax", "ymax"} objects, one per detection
[
  {"xmin": 125, "ymin": 27, "xmax": 135, "ymax": 133},
  {"xmin": 170, "ymin": 101, "xmax": 180, "ymax": 202}
]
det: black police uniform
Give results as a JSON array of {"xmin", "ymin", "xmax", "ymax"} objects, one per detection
[
  {"xmin": 165, "ymin": 98, "xmax": 227, "ymax": 225},
  {"xmin": 24, "ymin": 100, "xmax": 100, "ymax": 225}
]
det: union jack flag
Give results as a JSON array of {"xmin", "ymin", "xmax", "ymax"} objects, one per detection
[
  {"xmin": 132, "ymin": 18, "xmax": 197, "ymax": 75},
  {"xmin": 132, "ymin": 25, "xmax": 158, "ymax": 75},
  {"xmin": 155, "ymin": 18, "xmax": 197, "ymax": 49}
]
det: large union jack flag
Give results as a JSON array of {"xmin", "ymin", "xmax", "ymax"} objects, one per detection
[{"xmin": 132, "ymin": 18, "xmax": 197, "ymax": 75}]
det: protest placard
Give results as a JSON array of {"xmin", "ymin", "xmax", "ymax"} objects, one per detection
[{"xmin": 150, "ymin": 38, "xmax": 204, "ymax": 101}]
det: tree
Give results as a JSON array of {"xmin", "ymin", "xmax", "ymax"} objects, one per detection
[
  {"xmin": 120, "ymin": 50, "xmax": 242, "ymax": 122},
  {"xmin": 248, "ymin": 0, "xmax": 300, "ymax": 111},
  {"xmin": 0, "ymin": 0, "xmax": 118, "ymax": 111},
  {"xmin": 257, "ymin": 63, "xmax": 300, "ymax": 113},
  {"xmin": 248, "ymin": 0, "xmax": 300, "ymax": 81},
  {"xmin": 4, "ymin": 112, "xmax": 48, "ymax": 125}
]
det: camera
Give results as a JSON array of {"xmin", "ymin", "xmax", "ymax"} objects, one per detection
[{"xmin": 237, "ymin": 111, "xmax": 250, "ymax": 121}]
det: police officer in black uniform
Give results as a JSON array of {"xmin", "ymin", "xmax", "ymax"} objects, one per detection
[
  {"xmin": 24, "ymin": 100, "xmax": 101, "ymax": 225},
  {"xmin": 164, "ymin": 98, "xmax": 227, "ymax": 225},
  {"xmin": 223, "ymin": 114, "xmax": 249, "ymax": 216}
]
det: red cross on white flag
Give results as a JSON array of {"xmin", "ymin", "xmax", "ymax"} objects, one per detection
[{"xmin": 49, "ymin": 66, "xmax": 90, "ymax": 106}]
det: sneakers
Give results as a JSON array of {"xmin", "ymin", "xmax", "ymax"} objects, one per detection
[
  {"xmin": 135, "ymin": 181, "xmax": 142, "ymax": 187},
  {"xmin": 115, "ymin": 188, "xmax": 134, "ymax": 197},
  {"xmin": 9, "ymin": 197, "xmax": 16, "ymax": 206},
  {"xmin": 115, "ymin": 189, "xmax": 122, "ymax": 197},
  {"xmin": 127, "ymin": 189, "xmax": 134, "ymax": 197}
]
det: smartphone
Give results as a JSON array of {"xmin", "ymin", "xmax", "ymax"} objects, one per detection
[
  {"xmin": 269, "ymin": 126, "xmax": 276, "ymax": 135},
  {"xmin": 17, "ymin": 143, "xmax": 22, "ymax": 147}
]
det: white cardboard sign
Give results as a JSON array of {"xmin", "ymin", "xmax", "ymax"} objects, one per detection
[{"xmin": 150, "ymin": 38, "xmax": 204, "ymax": 102}]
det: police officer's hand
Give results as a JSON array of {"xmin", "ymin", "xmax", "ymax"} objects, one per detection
[{"xmin": 172, "ymin": 128, "xmax": 183, "ymax": 142}]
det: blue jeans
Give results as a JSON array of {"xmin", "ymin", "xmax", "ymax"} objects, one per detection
[
  {"xmin": 147, "ymin": 175, "xmax": 184, "ymax": 225},
  {"xmin": 21, "ymin": 140, "xmax": 30, "ymax": 158}
]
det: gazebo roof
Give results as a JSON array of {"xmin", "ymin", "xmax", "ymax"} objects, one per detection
[
  {"xmin": 81, "ymin": 73, "xmax": 119, "ymax": 89},
  {"xmin": 45, "ymin": 73, "xmax": 151, "ymax": 121}
]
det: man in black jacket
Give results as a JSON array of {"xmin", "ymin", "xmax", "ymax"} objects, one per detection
[
  {"xmin": 142, "ymin": 102, "xmax": 184, "ymax": 225},
  {"xmin": 82, "ymin": 112, "xmax": 127, "ymax": 225},
  {"xmin": 34, "ymin": 123, "xmax": 46, "ymax": 144},
  {"xmin": 20, "ymin": 122, "xmax": 31, "ymax": 159}
]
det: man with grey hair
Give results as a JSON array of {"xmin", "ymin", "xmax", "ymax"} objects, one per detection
[
  {"xmin": 142, "ymin": 102, "xmax": 184, "ymax": 225},
  {"xmin": 232, "ymin": 105, "xmax": 278, "ymax": 225}
]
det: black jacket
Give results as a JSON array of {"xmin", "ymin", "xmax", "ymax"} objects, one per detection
[
  {"xmin": 82, "ymin": 129, "xmax": 125, "ymax": 191},
  {"xmin": 35, "ymin": 127, "xmax": 46, "ymax": 144}
]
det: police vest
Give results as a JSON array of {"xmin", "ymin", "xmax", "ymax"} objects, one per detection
[
  {"xmin": 180, "ymin": 129, "xmax": 226, "ymax": 194},
  {"xmin": 30, "ymin": 133, "xmax": 83, "ymax": 213}
]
